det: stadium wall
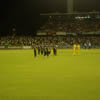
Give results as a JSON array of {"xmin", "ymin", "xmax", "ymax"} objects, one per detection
[
  {"xmin": 0, "ymin": 45, "xmax": 100, "ymax": 50},
  {"xmin": 0, "ymin": 46, "xmax": 32, "ymax": 50}
]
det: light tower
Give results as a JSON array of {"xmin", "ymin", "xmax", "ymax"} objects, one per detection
[{"xmin": 67, "ymin": 0, "xmax": 74, "ymax": 13}]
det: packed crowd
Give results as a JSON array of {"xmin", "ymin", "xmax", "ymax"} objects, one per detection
[
  {"xmin": 0, "ymin": 35, "xmax": 100, "ymax": 48},
  {"xmin": 40, "ymin": 14, "xmax": 100, "ymax": 33}
]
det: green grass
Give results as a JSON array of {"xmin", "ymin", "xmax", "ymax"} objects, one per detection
[{"xmin": 0, "ymin": 49, "xmax": 100, "ymax": 100}]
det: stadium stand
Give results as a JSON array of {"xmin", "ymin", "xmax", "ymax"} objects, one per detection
[{"xmin": 0, "ymin": 13, "xmax": 100, "ymax": 49}]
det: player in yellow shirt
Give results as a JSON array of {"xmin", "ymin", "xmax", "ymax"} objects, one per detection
[{"xmin": 73, "ymin": 44, "xmax": 77, "ymax": 56}]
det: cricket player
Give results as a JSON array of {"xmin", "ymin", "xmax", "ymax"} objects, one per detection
[
  {"xmin": 48, "ymin": 48, "xmax": 51, "ymax": 56},
  {"xmin": 34, "ymin": 47, "xmax": 37, "ymax": 57},
  {"xmin": 38, "ymin": 46, "xmax": 40, "ymax": 55},
  {"xmin": 41, "ymin": 46, "xmax": 44, "ymax": 55},
  {"xmin": 77, "ymin": 44, "xmax": 80, "ymax": 55},
  {"xmin": 73, "ymin": 44, "xmax": 76, "ymax": 56},
  {"xmin": 53, "ymin": 47, "xmax": 57, "ymax": 56}
]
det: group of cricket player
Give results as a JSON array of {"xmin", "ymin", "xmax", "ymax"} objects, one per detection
[
  {"xmin": 33, "ymin": 46, "xmax": 57, "ymax": 57},
  {"xmin": 73, "ymin": 44, "xmax": 80, "ymax": 56}
]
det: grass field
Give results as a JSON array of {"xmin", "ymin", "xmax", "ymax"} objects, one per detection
[{"xmin": 0, "ymin": 49, "xmax": 100, "ymax": 100}]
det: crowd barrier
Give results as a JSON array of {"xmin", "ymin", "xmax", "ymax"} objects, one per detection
[
  {"xmin": 0, "ymin": 46, "xmax": 32, "ymax": 50},
  {"xmin": 0, "ymin": 46, "xmax": 100, "ymax": 50},
  {"xmin": 0, "ymin": 46, "xmax": 5, "ymax": 49}
]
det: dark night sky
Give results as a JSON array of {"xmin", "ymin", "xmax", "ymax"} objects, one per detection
[{"xmin": 0, "ymin": 0, "xmax": 100, "ymax": 34}]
